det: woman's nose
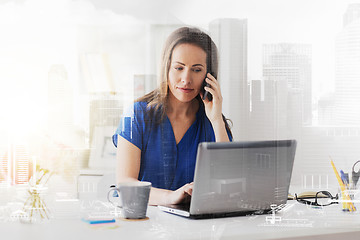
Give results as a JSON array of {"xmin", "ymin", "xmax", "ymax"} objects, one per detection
[{"xmin": 181, "ymin": 69, "xmax": 192, "ymax": 84}]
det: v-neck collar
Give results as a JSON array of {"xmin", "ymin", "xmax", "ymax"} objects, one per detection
[{"xmin": 166, "ymin": 104, "xmax": 203, "ymax": 147}]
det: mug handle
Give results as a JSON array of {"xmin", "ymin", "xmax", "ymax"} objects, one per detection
[{"xmin": 107, "ymin": 186, "xmax": 122, "ymax": 208}]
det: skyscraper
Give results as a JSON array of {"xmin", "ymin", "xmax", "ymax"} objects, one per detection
[
  {"xmin": 47, "ymin": 64, "xmax": 74, "ymax": 142},
  {"xmin": 209, "ymin": 19, "xmax": 249, "ymax": 140},
  {"xmin": 335, "ymin": 4, "xmax": 360, "ymax": 126},
  {"xmin": 0, "ymin": 148, "xmax": 9, "ymax": 183},
  {"xmin": 11, "ymin": 144, "xmax": 30, "ymax": 184},
  {"xmin": 263, "ymin": 43, "xmax": 312, "ymax": 125},
  {"xmin": 343, "ymin": 3, "xmax": 360, "ymax": 28},
  {"xmin": 0, "ymin": 144, "xmax": 31, "ymax": 185}
]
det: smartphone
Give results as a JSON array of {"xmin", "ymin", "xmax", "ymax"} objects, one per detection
[{"xmin": 202, "ymin": 72, "xmax": 213, "ymax": 101}]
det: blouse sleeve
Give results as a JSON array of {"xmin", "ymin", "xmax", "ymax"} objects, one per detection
[{"xmin": 112, "ymin": 102, "xmax": 145, "ymax": 150}]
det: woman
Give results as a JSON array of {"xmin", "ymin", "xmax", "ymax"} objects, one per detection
[{"xmin": 112, "ymin": 27, "xmax": 232, "ymax": 206}]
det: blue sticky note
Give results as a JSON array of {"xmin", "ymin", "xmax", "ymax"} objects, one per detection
[{"xmin": 82, "ymin": 218, "xmax": 115, "ymax": 224}]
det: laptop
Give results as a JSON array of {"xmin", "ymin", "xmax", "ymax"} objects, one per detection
[{"xmin": 158, "ymin": 140, "xmax": 297, "ymax": 219}]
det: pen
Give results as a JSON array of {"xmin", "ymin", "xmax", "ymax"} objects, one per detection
[
  {"xmin": 330, "ymin": 158, "xmax": 356, "ymax": 212},
  {"xmin": 331, "ymin": 161, "xmax": 348, "ymax": 210},
  {"xmin": 340, "ymin": 169, "xmax": 351, "ymax": 211},
  {"xmin": 81, "ymin": 218, "xmax": 116, "ymax": 224},
  {"xmin": 340, "ymin": 170, "xmax": 349, "ymax": 186}
]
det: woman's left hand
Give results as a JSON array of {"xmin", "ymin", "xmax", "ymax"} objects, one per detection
[{"xmin": 200, "ymin": 73, "xmax": 223, "ymax": 124}]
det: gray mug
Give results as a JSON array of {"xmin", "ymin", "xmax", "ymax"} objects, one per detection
[{"xmin": 107, "ymin": 181, "xmax": 151, "ymax": 219}]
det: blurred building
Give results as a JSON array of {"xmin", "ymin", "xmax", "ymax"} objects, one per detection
[
  {"xmin": 318, "ymin": 93, "xmax": 335, "ymax": 125},
  {"xmin": 0, "ymin": 144, "xmax": 30, "ymax": 185},
  {"xmin": 209, "ymin": 18, "xmax": 249, "ymax": 140},
  {"xmin": 343, "ymin": 3, "xmax": 360, "ymax": 28},
  {"xmin": 263, "ymin": 43, "xmax": 312, "ymax": 125},
  {"xmin": 11, "ymin": 144, "xmax": 30, "ymax": 184},
  {"xmin": 335, "ymin": 3, "xmax": 360, "ymax": 126},
  {"xmin": 88, "ymin": 92, "xmax": 123, "ymax": 144},
  {"xmin": 146, "ymin": 24, "xmax": 185, "ymax": 77},
  {"xmin": 251, "ymin": 80, "xmax": 288, "ymax": 140},
  {"xmin": 47, "ymin": 64, "xmax": 74, "ymax": 144},
  {"xmin": 0, "ymin": 148, "xmax": 9, "ymax": 183},
  {"xmin": 133, "ymin": 74, "xmax": 157, "ymax": 100}
]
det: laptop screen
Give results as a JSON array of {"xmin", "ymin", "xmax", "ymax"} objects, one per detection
[{"xmin": 190, "ymin": 140, "xmax": 297, "ymax": 215}]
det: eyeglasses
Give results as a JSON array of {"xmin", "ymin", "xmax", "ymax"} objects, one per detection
[{"xmin": 295, "ymin": 191, "xmax": 339, "ymax": 207}]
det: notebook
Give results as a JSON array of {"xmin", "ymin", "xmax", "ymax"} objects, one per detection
[{"xmin": 158, "ymin": 140, "xmax": 297, "ymax": 219}]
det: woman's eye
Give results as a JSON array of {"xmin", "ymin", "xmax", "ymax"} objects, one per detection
[
  {"xmin": 175, "ymin": 67, "xmax": 183, "ymax": 71},
  {"xmin": 193, "ymin": 69, "xmax": 202, "ymax": 73}
]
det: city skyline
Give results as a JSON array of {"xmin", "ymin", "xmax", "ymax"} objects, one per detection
[
  {"xmin": 0, "ymin": 0, "xmax": 357, "ymax": 110},
  {"xmin": 0, "ymin": 0, "xmax": 360, "ymax": 189},
  {"xmin": 89, "ymin": 0, "xmax": 359, "ymax": 96}
]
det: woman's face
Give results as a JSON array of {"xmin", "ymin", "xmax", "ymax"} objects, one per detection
[{"xmin": 168, "ymin": 43, "xmax": 207, "ymax": 103}]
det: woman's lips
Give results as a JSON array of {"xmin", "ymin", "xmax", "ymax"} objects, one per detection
[{"xmin": 177, "ymin": 87, "xmax": 194, "ymax": 93}]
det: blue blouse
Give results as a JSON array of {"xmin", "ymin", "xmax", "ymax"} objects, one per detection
[{"xmin": 112, "ymin": 101, "xmax": 232, "ymax": 190}]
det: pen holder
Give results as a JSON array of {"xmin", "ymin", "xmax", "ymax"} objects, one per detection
[{"xmin": 339, "ymin": 188, "xmax": 358, "ymax": 212}]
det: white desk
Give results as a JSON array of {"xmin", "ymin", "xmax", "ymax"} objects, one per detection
[{"xmin": 1, "ymin": 201, "xmax": 360, "ymax": 240}]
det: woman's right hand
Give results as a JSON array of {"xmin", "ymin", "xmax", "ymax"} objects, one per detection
[{"xmin": 166, "ymin": 182, "xmax": 193, "ymax": 205}]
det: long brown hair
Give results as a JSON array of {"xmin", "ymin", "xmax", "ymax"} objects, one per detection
[{"xmin": 136, "ymin": 26, "xmax": 232, "ymax": 138}]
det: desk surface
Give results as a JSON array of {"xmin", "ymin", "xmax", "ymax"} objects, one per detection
[{"xmin": 1, "ymin": 201, "xmax": 360, "ymax": 240}]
